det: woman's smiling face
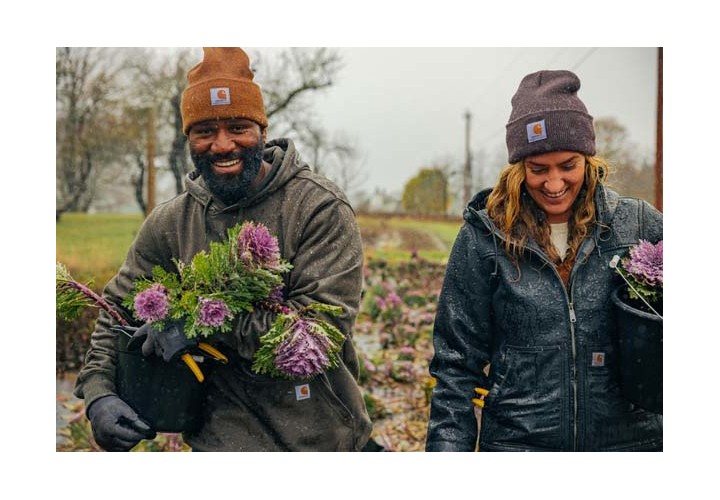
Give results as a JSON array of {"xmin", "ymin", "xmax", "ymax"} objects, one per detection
[{"xmin": 523, "ymin": 151, "xmax": 586, "ymax": 223}]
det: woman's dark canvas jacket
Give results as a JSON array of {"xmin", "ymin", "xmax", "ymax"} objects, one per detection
[{"xmin": 426, "ymin": 186, "xmax": 662, "ymax": 451}]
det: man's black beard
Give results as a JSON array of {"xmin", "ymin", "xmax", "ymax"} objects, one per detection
[{"xmin": 192, "ymin": 141, "xmax": 265, "ymax": 205}]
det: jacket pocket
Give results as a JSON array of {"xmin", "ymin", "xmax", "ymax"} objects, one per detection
[
  {"xmin": 585, "ymin": 342, "xmax": 632, "ymax": 416},
  {"xmin": 584, "ymin": 342, "xmax": 662, "ymax": 450},
  {"xmin": 481, "ymin": 344, "xmax": 565, "ymax": 450},
  {"xmin": 204, "ymin": 360, "xmax": 357, "ymax": 451}
]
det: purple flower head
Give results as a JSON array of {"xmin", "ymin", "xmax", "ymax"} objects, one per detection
[
  {"xmin": 196, "ymin": 298, "xmax": 231, "ymax": 327},
  {"xmin": 625, "ymin": 240, "xmax": 663, "ymax": 287},
  {"xmin": 375, "ymin": 296, "xmax": 387, "ymax": 310},
  {"xmin": 398, "ymin": 346, "xmax": 416, "ymax": 356},
  {"xmin": 274, "ymin": 319, "xmax": 332, "ymax": 378},
  {"xmin": 237, "ymin": 222, "xmax": 281, "ymax": 269},
  {"xmin": 386, "ymin": 291, "xmax": 403, "ymax": 308},
  {"xmin": 134, "ymin": 283, "xmax": 169, "ymax": 323}
]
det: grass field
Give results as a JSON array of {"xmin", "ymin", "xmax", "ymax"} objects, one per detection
[
  {"xmin": 56, "ymin": 212, "xmax": 464, "ymax": 284},
  {"xmin": 56, "ymin": 213, "xmax": 144, "ymax": 285},
  {"xmin": 356, "ymin": 214, "xmax": 462, "ymax": 263}
]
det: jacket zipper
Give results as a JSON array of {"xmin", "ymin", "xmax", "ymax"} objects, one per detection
[
  {"xmin": 475, "ymin": 210, "xmax": 582, "ymax": 451},
  {"xmin": 507, "ymin": 244, "xmax": 580, "ymax": 451},
  {"xmin": 568, "ymin": 300, "xmax": 578, "ymax": 451}
]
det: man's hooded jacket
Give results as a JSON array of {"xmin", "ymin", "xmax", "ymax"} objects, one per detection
[{"xmin": 75, "ymin": 139, "xmax": 372, "ymax": 451}]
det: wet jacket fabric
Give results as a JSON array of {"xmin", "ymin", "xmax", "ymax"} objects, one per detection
[
  {"xmin": 426, "ymin": 186, "xmax": 662, "ymax": 451},
  {"xmin": 74, "ymin": 138, "xmax": 372, "ymax": 451}
]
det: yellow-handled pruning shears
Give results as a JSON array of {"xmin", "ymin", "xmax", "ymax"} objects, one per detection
[
  {"xmin": 181, "ymin": 343, "xmax": 229, "ymax": 383},
  {"xmin": 118, "ymin": 324, "xmax": 229, "ymax": 384},
  {"xmin": 472, "ymin": 387, "xmax": 489, "ymax": 408}
]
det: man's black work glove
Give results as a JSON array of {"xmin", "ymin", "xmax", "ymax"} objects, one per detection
[
  {"xmin": 129, "ymin": 319, "xmax": 197, "ymax": 362},
  {"xmin": 86, "ymin": 395, "xmax": 156, "ymax": 451}
]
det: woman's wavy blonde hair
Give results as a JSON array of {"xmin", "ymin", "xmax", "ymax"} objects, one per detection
[{"xmin": 485, "ymin": 155, "xmax": 610, "ymax": 266}]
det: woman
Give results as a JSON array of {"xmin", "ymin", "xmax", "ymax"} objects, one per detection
[{"xmin": 425, "ymin": 70, "xmax": 662, "ymax": 451}]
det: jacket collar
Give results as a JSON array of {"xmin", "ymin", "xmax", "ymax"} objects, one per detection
[{"xmin": 184, "ymin": 138, "xmax": 310, "ymax": 211}]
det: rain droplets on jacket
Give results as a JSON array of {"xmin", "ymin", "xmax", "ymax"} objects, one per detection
[
  {"xmin": 426, "ymin": 186, "xmax": 662, "ymax": 451},
  {"xmin": 74, "ymin": 138, "xmax": 372, "ymax": 451}
]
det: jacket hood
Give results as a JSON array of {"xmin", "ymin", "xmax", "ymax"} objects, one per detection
[{"xmin": 184, "ymin": 138, "xmax": 310, "ymax": 210}]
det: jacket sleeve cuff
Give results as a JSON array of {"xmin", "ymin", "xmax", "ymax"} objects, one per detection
[{"xmin": 73, "ymin": 373, "xmax": 117, "ymax": 411}]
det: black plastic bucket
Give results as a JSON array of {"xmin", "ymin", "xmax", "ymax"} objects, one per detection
[
  {"xmin": 611, "ymin": 286, "xmax": 663, "ymax": 414},
  {"xmin": 116, "ymin": 328, "xmax": 205, "ymax": 433}
]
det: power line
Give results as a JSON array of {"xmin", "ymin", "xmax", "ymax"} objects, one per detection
[
  {"xmin": 474, "ymin": 48, "xmax": 601, "ymax": 151},
  {"xmin": 544, "ymin": 48, "xmax": 568, "ymax": 68},
  {"xmin": 571, "ymin": 47, "xmax": 598, "ymax": 71},
  {"xmin": 468, "ymin": 49, "xmax": 526, "ymax": 110}
]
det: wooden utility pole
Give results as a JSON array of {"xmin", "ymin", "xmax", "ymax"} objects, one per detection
[
  {"xmin": 655, "ymin": 48, "xmax": 663, "ymax": 212},
  {"xmin": 146, "ymin": 108, "xmax": 156, "ymax": 217},
  {"xmin": 463, "ymin": 110, "xmax": 472, "ymax": 205}
]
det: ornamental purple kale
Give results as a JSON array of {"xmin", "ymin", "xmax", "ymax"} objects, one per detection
[
  {"xmin": 133, "ymin": 283, "xmax": 170, "ymax": 322},
  {"xmin": 613, "ymin": 239, "xmax": 663, "ymax": 311},
  {"xmin": 238, "ymin": 222, "xmax": 282, "ymax": 270},
  {"xmin": 624, "ymin": 239, "xmax": 663, "ymax": 287},
  {"xmin": 274, "ymin": 319, "xmax": 332, "ymax": 378},
  {"xmin": 252, "ymin": 303, "xmax": 346, "ymax": 380},
  {"xmin": 123, "ymin": 221, "xmax": 291, "ymax": 339},
  {"xmin": 196, "ymin": 298, "xmax": 232, "ymax": 327}
]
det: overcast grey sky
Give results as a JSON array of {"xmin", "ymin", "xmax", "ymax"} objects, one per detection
[
  {"xmin": 154, "ymin": 47, "xmax": 657, "ymax": 198},
  {"xmin": 295, "ymin": 47, "xmax": 658, "ymax": 195}
]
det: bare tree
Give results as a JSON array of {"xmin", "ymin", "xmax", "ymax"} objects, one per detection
[
  {"xmin": 294, "ymin": 124, "xmax": 366, "ymax": 195},
  {"xmin": 119, "ymin": 48, "xmax": 196, "ymax": 209},
  {"xmin": 594, "ymin": 116, "xmax": 631, "ymax": 164},
  {"xmin": 56, "ymin": 47, "xmax": 125, "ymax": 214},
  {"xmin": 594, "ymin": 116, "xmax": 654, "ymax": 203},
  {"xmin": 324, "ymin": 133, "xmax": 368, "ymax": 202},
  {"xmin": 160, "ymin": 47, "xmax": 344, "ymax": 200},
  {"xmin": 57, "ymin": 48, "xmax": 352, "ymax": 215},
  {"xmin": 254, "ymin": 48, "xmax": 342, "ymax": 124},
  {"xmin": 163, "ymin": 49, "xmax": 196, "ymax": 195}
]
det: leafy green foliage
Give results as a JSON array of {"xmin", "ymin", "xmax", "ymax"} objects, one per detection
[
  {"xmin": 56, "ymin": 262, "xmax": 97, "ymax": 321},
  {"xmin": 401, "ymin": 168, "xmax": 450, "ymax": 215},
  {"xmin": 57, "ymin": 262, "xmax": 128, "ymax": 326},
  {"xmin": 252, "ymin": 304, "xmax": 345, "ymax": 379},
  {"xmin": 123, "ymin": 222, "xmax": 291, "ymax": 339}
]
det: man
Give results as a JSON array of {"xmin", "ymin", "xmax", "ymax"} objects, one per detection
[{"xmin": 74, "ymin": 47, "xmax": 372, "ymax": 451}]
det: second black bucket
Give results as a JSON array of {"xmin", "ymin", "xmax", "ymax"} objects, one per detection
[{"xmin": 611, "ymin": 286, "xmax": 663, "ymax": 414}]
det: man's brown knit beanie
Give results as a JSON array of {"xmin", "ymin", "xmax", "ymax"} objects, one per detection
[
  {"xmin": 505, "ymin": 70, "xmax": 595, "ymax": 164},
  {"xmin": 181, "ymin": 47, "xmax": 268, "ymax": 134}
]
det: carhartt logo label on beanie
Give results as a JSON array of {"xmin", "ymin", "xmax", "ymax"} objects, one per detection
[
  {"xmin": 210, "ymin": 87, "xmax": 231, "ymax": 106},
  {"xmin": 505, "ymin": 70, "xmax": 595, "ymax": 163},
  {"xmin": 181, "ymin": 47, "xmax": 268, "ymax": 134},
  {"xmin": 526, "ymin": 119, "xmax": 547, "ymax": 143}
]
